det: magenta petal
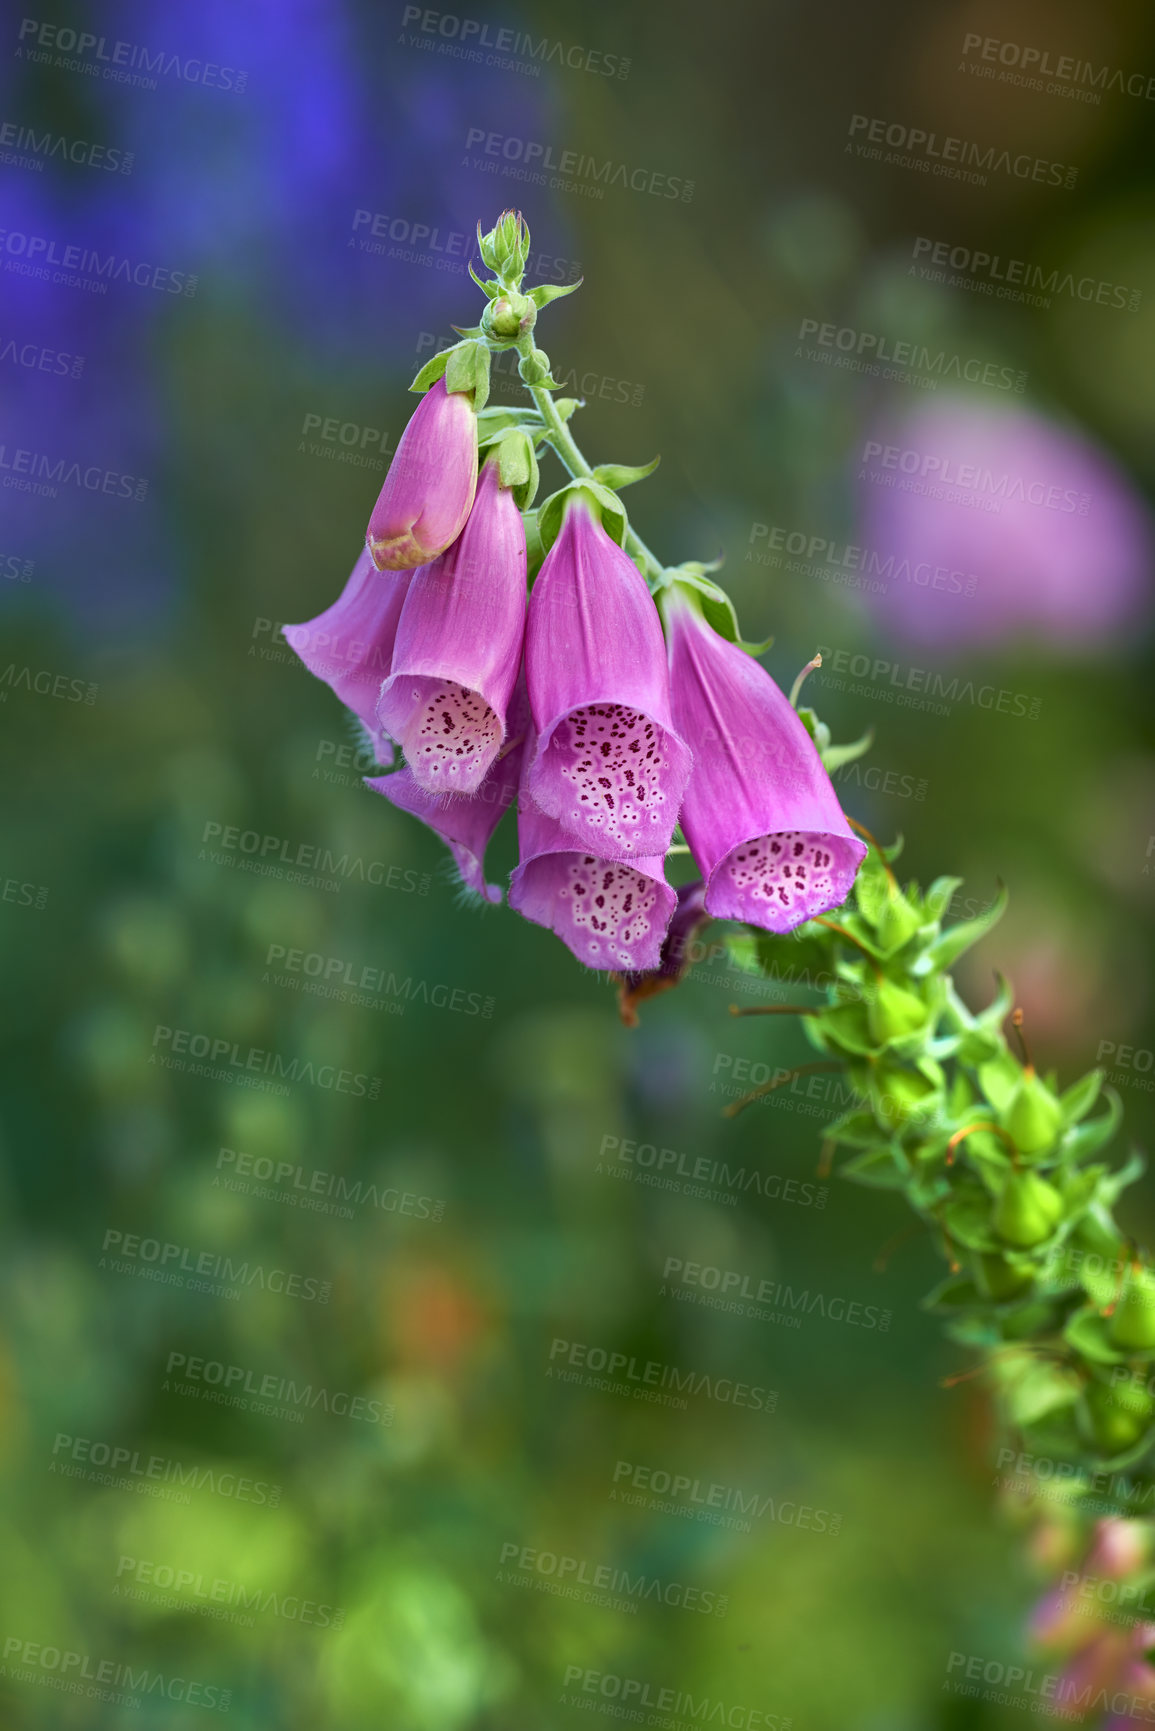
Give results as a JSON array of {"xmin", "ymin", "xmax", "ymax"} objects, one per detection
[
  {"xmin": 510, "ymin": 746, "xmax": 676, "ymax": 971},
  {"xmin": 367, "ymin": 378, "xmax": 478, "ymax": 571},
  {"xmin": 366, "ymin": 680, "xmax": 529, "ymax": 903},
  {"xmin": 378, "ymin": 461, "xmax": 526, "ymax": 796},
  {"xmin": 524, "ymin": 503, "xmax": 691, "ymax": 858},
  {"xmin": 283, "ymin": 548, "xmax": 411, "ymax": 759},
  {"xmin": 665, "ymin": 590, "xmax": 866, "ymax": 933}
]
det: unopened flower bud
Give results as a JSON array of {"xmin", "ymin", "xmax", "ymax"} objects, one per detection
[
  {"xmin": 1109, "ymin": 1268, "xmax": 1155, "ymax": 1350},
  {"xmin": 994, "ymin": 1168, "xmax": 1062, "ymax": 1248},
  {"xmin": 478, "ymin": 209, "xmax": 531, "ymax": 283},
  {"xmin": 1082, "ymin": 1380, "xmax": 1153, "ymax": 1456},
  {"xmin": 1002, "ymin": 1071, "xmax": 1063, "ymax": 1156},
  {"xmin": 485, "ymin": 292, "xmax": 534, "ymax": 342},
  {"xmin": 518, "ymin": 348, "xmax": 553, "ymax": 387}
]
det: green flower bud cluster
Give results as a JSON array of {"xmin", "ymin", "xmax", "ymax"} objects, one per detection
[{"xmin": 730, "ymin": 822, "xmax": 1147, "ymax": 1492}]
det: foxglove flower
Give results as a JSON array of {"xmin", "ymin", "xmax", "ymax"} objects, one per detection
[
  {"xmin": 663, "ymin": 586, "xmax": 865, "ymax": 931},
  {"xmin": 283, "ymin": 548, "xmax": 411, "ymax": 759},
  {"xmin": 367, "ymin": 683, "xmax": 529, "ymax": 904},
  {"xmin": 510, "ymin": 722, "xmax": 676, "ymax": 970},
  {"xmin": 367, "ymin": 377, "xmax": 478, "ymax": 571},
  {"xmin": 525, "ymin": 499, "xmax": 691, "ymax": 858},
  {"xmin": 377, "ymin": 458, "xmax": 526, "ymax": 795}
]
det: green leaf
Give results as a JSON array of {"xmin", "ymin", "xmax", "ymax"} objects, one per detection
[
  {"xmin": 853, "ymin": 854, "xmax": 890, "ymax": 927},
  {"xmin": 841, "ymin": 1147, "xmax": 909, "ymax": 1188},
  {"xmin": 591, "ymin": 457, "xmax": 661, "ymax": 491},
  {"xmin": 529, "ymin": 278, "xmax": 583, "ymax": 308},
  {"xmin": 942, "ymin": 1190, "xmax": 1000, "ymax": 1252},
  {"xmin": 922, "ymin": 1273, "xmax": 985, "ymax": 1311},
  {"xmin": 924, "ymin": 876, "xmax": 964, "ymax": 923},
  {"xmin": 1097, "ymin": 1145, "xmax": 1145, "ymax": 1206},
  {"xmin": 663, "ymin": 567, "xmax": 771, "ymax": 655},
  {"xmin": 409, "ymin": 348, "xmax": 453, "ymax": 393},
  {"xmin": 1064, "ymin": 1090, "xmax": 1124, "ymax": 1162},
  {"xmin": 875, "ymin": 891, "xmax": 924, "ymax": 956},
  {"xmin": 1006, "ymin": 1361, "xmax": 1082, "ymax": 1426},
  {"xmin": 1060, "ymin": 1069, "xmax": 1104, "ymax": 1126},
  {"xmin": 813, "ymin": 1002, "xmax": 879, "ymax": 1057},
  {"xmin": 824, "ymin": 1107, "xmax": 885, "ymax": 1148},
  {"xmin": 922, "ymin": 883, "xmax": 1008, "ymax": 972}
]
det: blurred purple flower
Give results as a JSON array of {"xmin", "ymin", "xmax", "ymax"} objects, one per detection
[{"xmin": 857, "ymin": 399, "xmax": 1153, "ymax": 649}]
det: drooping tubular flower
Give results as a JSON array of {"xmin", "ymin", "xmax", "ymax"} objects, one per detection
[
  {"xmin": 661, "ymin": 584, "xmax": 865, "ymax": 932},
  {"xmin": 367, "ymin": 682, "xmax": 530, "ymax": 904},
  {"xmin": 510, "ymin": 721, "xmax": 676, "ymax": 971},
  {"xmin": 377, "ymin": 457, "xmax": 527, "ymax": 795},
  {"xmin": 524, "ymin": 496, "xmax": 691, "ymax": 858},
  {"xmin": 283, "ymin": 548, "xmax": 412, "ymax": 760},
  {"xmin": 366, "ymin": 377, "xmax": 478, "ymax": 571}
]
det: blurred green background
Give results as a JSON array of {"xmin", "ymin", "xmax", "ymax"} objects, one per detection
[{"xmin": 3, "ymin": 0, "xmax": 1155, "ymax": 1725}]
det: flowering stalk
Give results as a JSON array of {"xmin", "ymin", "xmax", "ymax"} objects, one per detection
[{"xmin": 291, "ymin": 209, "xmax": 1152, "ymax": 1709}]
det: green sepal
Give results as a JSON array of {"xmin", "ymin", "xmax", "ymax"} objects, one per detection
[
  {"xmin": 919, "ymin": 883, "xmax": 1008, "ymax": 972},
  {"xmin": 537, "ymin": 479, "xmax": 627, "ymax": 552},
  {"xmin": 591, "ymin": 456, "xmax": 661, "ymax": 491},
  {"xmin": 475, "ymin": 405, "xmax": 547, "ymax": 443},
  {"xmin": 661, "ymin": 566, "xmax": 771, "ymax": 655},
  {"xmin": 795, "ymin": 703, "xmax": 875, "ymax": 772},
  {"xmin": 815, "ymin": 724, "xmax": 874, "ymax": 774},
  {"xmin": 529, "ymin": 279, "xmax": 583, "ymax": 308},
  {"xmin": 522, "ymin": 509, "xmax": 545, "ymax": 580},
  {"xmin": 469, "ymin": 262, "xmax": 501, "ymax": 299}
]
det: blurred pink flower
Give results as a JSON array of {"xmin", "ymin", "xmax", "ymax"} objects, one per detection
[{"xmin": 857, "ymin": 399, "xmax": 1153, "ymax": 649}]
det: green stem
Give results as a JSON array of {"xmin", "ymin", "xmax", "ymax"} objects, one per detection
[{"xmin": 514, "ymin": 335, "xmax": 666, "ymax": 588}]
